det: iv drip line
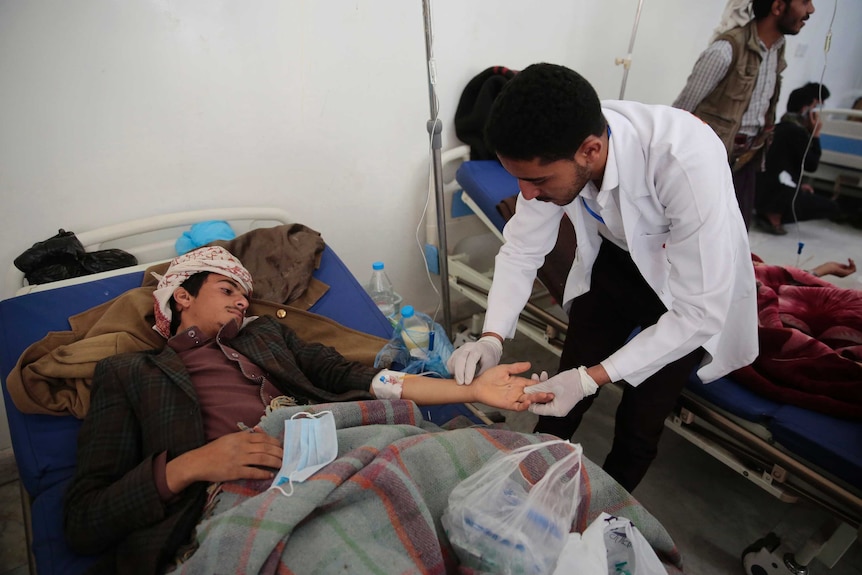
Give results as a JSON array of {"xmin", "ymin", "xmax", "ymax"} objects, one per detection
[{"xmin": 791, "ymin": 0, "xmax": 837, "ymax": 268}]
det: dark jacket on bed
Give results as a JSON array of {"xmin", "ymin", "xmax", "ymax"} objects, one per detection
[{"xmin": 63, "ymin": 315, "xmax": 378, "ymax": 575}]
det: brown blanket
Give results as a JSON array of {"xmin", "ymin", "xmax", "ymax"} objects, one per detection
[{"xmin": 142, "ymin": 223, "xmax": 331, "ymax": 307}]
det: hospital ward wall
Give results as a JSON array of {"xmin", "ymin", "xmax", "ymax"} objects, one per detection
[{"xmin": 0, "ymin": 0, "xmax": 860, "ymax": 451}]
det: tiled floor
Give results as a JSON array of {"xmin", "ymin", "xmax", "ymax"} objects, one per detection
[{"xmin": 0, "ymin": 218, "xmax": 860, "ymax": 575}]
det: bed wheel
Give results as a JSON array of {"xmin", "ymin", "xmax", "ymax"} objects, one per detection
[{"xmin": 741, "ymin": 533, "xmax": 808, "ymax": 575}]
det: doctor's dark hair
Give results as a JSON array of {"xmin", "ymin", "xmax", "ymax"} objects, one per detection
[
  {"xmin": 168, "ymin": 271, "xmax": 211, "ymax": 336},
  {"xmin": 484, "ymin": 63, "xmax": 606, "ymax": 163}
]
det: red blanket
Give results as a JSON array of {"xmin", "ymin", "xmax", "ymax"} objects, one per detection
[{"xmin": 731, "ymin": 256, "xmax": 862, "ymax": 419}]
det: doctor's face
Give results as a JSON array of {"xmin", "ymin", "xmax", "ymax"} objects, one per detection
[{"xmin": 499, "ymin": 154, "xmax": 592, "ymax": 206}]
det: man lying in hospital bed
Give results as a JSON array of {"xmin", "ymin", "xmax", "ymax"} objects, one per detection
[
  {"xmin": 59, "ymin": 246, "xmax": 554, "ymax": 574},
  {"xmin": 3, "ymin": 211, "xmax": 693, "ymax": 575}
]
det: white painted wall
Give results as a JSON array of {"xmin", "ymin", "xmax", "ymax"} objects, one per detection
[{"xmin": 0, "ymin": 0, "xmax": 859, "ymax": 450}]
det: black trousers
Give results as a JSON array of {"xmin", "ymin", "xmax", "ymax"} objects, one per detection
[
  {"xmin": 534, "ymin": 240, "xmax": 704, "ymax": 492},
  {"xmin": 732, "ymin": 158, "xmax": 758, "ymax": 231},
  {"xmin": 755, "ymin": 177, "xmax": 840, "ymax": 222}
]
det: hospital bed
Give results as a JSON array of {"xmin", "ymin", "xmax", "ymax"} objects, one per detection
[
  {"xmin": 443, "ymin": 147, "xmax": 862, "ymax": 572},
  {"xmin": 804, "ymin": 108, "xmax": 862, "ymax": 199},
  {"xmin": 0, "ymin": 206, "xmax": 685, "ymax": 574}
]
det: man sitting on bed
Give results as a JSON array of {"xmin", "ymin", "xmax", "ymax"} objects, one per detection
[{"xmin": 64, "ymin": 246, "xmax": 552, "ymax": 574}]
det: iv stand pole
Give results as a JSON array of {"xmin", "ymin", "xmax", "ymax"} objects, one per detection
[
  {"xmin": 421, "ymin": 0, "xmax": 452, "ymax": 336},
  {"xmin": 615, "ymin": 0, "xmax": 645, "ymax": 99}
]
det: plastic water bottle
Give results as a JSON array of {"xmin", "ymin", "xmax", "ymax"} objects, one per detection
[
  {"xmin": 365, "ymin": 261, "xmax": 397, "ymax": 321},
  {"xmin": 399, "ymin": 305, "xmax": 431, "ymax": 351}
]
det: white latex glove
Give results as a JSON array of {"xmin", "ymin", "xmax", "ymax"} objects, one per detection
[
  {"xmin": 531, "ymin": 371, "xmax": 549, "ymax": 383},
  {"xmin": 524, "ymin": 366, "xmax": 599, "ymax": 416},
  {"xmin": 447, "ymin": 335, "xmax": 503, "ymax": 384}
]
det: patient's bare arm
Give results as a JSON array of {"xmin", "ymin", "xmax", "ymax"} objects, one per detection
[
  {"xmin": 395, "ymin": 362, "xmax": 554, "ymax": 411},
  {"xmin": 809, "ymin": 258, "xmax": 856, "ymax": 278}
]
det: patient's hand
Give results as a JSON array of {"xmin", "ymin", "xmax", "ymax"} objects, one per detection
[
  {"xmin": 472, "ymin": 362, "xmax": 555, "ymax": 412},
  {"xmin": 811, "ymin": 258, "xmax": 856, "ymax": 278},
  {"xmin": 165, "ymin": 427, "xmax": 284, "ymax": 494}
]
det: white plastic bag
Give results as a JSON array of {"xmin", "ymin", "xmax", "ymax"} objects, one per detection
[
  {"xmin": 553, "ymin": 512, "xmax": 667, "ymax": 575},
  {"xmin": 441, "ymin": 439, "xmax": 583, "ymax": 575},
  {"xmin": 552, "ymin": 524, "xmax": 605, "ymax": 575}
]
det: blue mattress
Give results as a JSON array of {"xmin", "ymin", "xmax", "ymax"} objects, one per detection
[
  {"xmin": 455, "ymin": 158, "xmax": 862, "ymax": 490},
  {"xmin": 0, "ymin": 245, "xmax": 475, "ymax": 574},
  {"xmin": 820, "ymin": 133, "xmax": 862, "ymax": 158},
  {"xmin": 686, "ymin": 376, "xmax": 862, "ymax": 488},
  {"xmin": 455, "ymin": 160, "xmax": 521, "ymax": 231}
]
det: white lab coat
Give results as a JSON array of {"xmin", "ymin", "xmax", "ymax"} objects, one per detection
[{"xmin": 484, "ymin": 100, "xmax": 758, "ymax": 385}]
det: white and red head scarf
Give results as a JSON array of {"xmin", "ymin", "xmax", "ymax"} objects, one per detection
[
  {"xmin": 151, "ymin": 246, "xmax": 254, "ymax": 338},
  {"xmin": 710, "ymin": 0, "xmax": 753, "ymax": 43}
]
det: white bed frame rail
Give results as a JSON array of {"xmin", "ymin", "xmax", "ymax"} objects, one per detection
[
  {"xmin": 5, "ymin": 207, "xmax": 292, "ymax": 300},
  {"xmin": 805, "ymin": 107, "xmax": 862, "ymax": 198}
]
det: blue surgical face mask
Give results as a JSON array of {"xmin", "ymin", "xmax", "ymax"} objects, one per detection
[{"xmin": 270, "ymin": 410, "xmax": 338, "ymax": 496}]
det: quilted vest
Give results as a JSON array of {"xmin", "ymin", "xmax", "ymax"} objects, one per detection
[{"xmin": 693, "ymin": 20, "xmax": 787, "ymax": 156}]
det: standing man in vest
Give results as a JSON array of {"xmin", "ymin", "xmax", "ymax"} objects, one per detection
[{"xmin": 673, "ymin": 0, "xmax": 816, "ymax": 230}]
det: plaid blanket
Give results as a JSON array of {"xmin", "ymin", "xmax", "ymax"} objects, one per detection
[{"xmin": 175, "ymin": 400, "xmax": 683, "ymax": 574}]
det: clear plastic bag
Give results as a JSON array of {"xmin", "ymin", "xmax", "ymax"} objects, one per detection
[
  {"xmin": 373, "ymin": 310, "xmax": 454, "ymax": 377},
  {"xmin": 441, "ymin": 439, "xmax": 583, "ymax": 575}
]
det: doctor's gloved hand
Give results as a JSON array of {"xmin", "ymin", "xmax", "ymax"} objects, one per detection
[
  {"xmin": 531, "ymin": 371, "xmax": 549, "ymax": 383},
  {"xmin": 447, "ymin": 335, "xmax": 503, "ymax": 384},
  {"xmin": 524, "ymin": 366, "xmax": 599, "ymax": 417}
]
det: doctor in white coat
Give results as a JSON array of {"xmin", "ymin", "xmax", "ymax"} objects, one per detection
[{"xmin": 447, "ymin": 63, "xmax": 758, "ymax": 492}]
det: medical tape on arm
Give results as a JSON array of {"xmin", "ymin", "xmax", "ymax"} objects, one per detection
[{"xmin": 372, "ymin": 370, "xmax": 407, "ymax": 400}]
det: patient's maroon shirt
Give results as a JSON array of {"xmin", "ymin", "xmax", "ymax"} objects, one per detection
[{"xmin": 155, "ymin": 318, "xmax": 282, "ymax": 500}]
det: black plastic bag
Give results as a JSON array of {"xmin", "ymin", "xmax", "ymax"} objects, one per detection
[
  {"xmin": 13, "ymin": 229, "xmax": 137, "ymax": 285},
  {"xmin": 13, "ymin": 229, "xmax": 85, "ymax": 274},
  {"xmin": 454, "ymin": 66, "xmax": 518, "ymax": 160},
  {"xmin": 23, "ymin": 262, "xmax": 90, "ymax": 285},
  {"xmin": 80, "ymin": 249, "xmax": 138, "ymax": 274}
]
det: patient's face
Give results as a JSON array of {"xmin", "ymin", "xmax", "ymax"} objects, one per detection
[
  {"xmin": 176, "ymin": 273, "xmax": 250, "ymax": 338},
  {"xmin": 499, "ymin": 154, "xmax": 592, "ymax": 206}
]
